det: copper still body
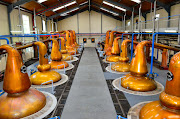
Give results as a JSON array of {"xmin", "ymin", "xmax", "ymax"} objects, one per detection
[
  {"xmin": 30, "ymin": 41, "xmax": 61, "ymax": 85},
  {"xmin": 0, "ymin": 45, "xmax": 46, "ymax": 119},
  {"xmin": 111, "ymin": 39, "xmax": 138, "ymax": 72},
  {"xmin": 105, "ymin": 31, "xmax": 124, "ymax": 56},
  {"xmin": 58, "ymin": 37, "xmax": 73, "ymax": 61},
  {"xmin": 104, "ymin": 30, "xmax": 111, "ymax": 51},
  {"xmin": 139, "ymin": 52, "xmax": 180, "ymax": 119},
  {"xmin": 121, "ymin": 41, "xmax": 157, "ymax": 92},
  {"xmin": 106, "ymin": 37, "xmax": 121, "ymax": 62},
  {"xmin": 65, "ymin": 30, "xmax": 78, "ymax": 55},
  {"xmin": 49, "ymin": 39, "xmax": 69, "ymax": 69}
]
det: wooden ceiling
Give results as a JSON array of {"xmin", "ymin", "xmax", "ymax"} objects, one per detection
[{"xmin": 0, "ymin": 0, "xmax": 178, "ymax": 21}]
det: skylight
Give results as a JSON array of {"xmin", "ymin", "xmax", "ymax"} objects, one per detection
[
  {"xmin": 38, "ymin": 0, "xmax": 47, "ymax": 3},
  {"xmin": 103, "ymin": 1, "xmax": 126, "ymax": 12},
  {"xmin": 100, "ymin": 7, "xmax": 119, "ymax": 16},
  {"xmin": 53, "ymin": 1, "xmax": 76, "ymax": 12},
  {"xmin": 53, "ymin": 6, "xmax": 65, "ymax": 12},
  {"xmin": 80, "ymin": 1, "xmax": 88, "ymax": 6},
  {"xmin": 131, "ymin": 0, "xmax": 141, "ymax": 4},
  {"xmin": 60, "ymin": 7, "xmax": 79, "ymax": 16}
]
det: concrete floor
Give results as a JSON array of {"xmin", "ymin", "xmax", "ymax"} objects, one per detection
[{"xmin": 61, "ymin": 47, "xmax": 117, "ymax": 119}]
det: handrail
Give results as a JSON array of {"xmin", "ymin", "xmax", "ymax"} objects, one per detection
[
  {"xmin": 0, "ymin": 38, "xmax": 10, "ymax": 44},
  {"xmin": 150, "ymin": 33, "xmax": 180, "ymax": 74},
  {"xmin": 121, "ymin": 33, "xmax": 133, "ymax": 41},
  {"xmin": 0, "ymin": 35, "xmax": 39, "ymax": 41}
]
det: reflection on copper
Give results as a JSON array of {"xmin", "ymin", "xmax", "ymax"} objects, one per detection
[
  {"xmin": 0, "ymin": 45, "xmax": 46, "ymax": 118},
  {"xmin": 139, "ymin": 52, "xmax": 180, "ymax": 118},
  {"xmin": 30, "ymin": 41, "xmax": 61, "ymax": 85}
]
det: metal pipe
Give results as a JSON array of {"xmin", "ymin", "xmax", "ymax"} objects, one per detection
[
  {"xmin": 153, "ymin": 0, "xmax": 156, "ymax": 33},
  {"xmin": 109, "ymin": 31, "xmax": 124, "ymax": 47},
  {"xmin": 0, "ymin": 38, "xmax": 10, "ymax": 44},
  {"xmin": 124, "ymin": 13, "xmax": 126, "ymax": 31},
  {"xmin": 34, "ymin": 8, "xmax": 37, "ymax": 34},
  {"xmin": 131, "ymin": 8, "xmax": 134, "ymax": 32}
]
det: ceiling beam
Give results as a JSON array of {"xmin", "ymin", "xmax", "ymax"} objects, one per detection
[
  {"xmin": 0, "ymin": 1, "xmax": 10, "ymax": 6},
  {"xmin": 8, "ymin": 0, "xmax": 32, "ymax": 13},
  {"xmin": 145, "ymin": 0, "xmax": 170, "ymax": 13},
  {"xmin": 36, "ymin": 0, "xmax": 75, "ymax": 15},
  {"xmin": 104, "ymin": 0, "xmax": 138, "ymax": 14}
]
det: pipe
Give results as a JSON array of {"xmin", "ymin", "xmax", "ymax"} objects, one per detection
[
  {"xmin": 0, "ymin": 38, "xmax": 10, "ymax": 44},
  {"xmin": 109, "ymin": 31, "xmax": 124, "ymax": 47},
  {"xmin": 0, "ymin": 35, "xmax": 39, "ymax": 41},
  {"xmin": 160, "ymin": 49, "xmax": 168, "ymax": 69},
  {"xmin": 121, "ymin": 33, "xmax": 133, "ymax": 41},
  {"xmin": 119, "ymin": 39, "xmax": 138, "ymax": 62},
  {"xmin": 33, "ymin": 41, "xmax": 48, "ymax": 66}
]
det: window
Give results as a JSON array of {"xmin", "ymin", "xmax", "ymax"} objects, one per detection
[
  {"xmin": 42, "ymin": 20, "xmax": 46, "ymax": 32},
  {"xmin": 127, "ymin": 21, "xmax": 131, "ymax": 26},
  {"xmin": 22, "ymin": 15, "xmax": 30, "ymax": 34},
  {"xmin": 155, "ymin": 14, "xmax": 160, "ymax": 21}
]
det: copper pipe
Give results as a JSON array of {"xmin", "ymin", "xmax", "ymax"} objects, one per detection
[
  {"xmin": 0, "ymin": 45, "xmax": 31, "ymax": 94},
  {"xmin": 119, "ymin": 39, "xmax": 138, "ymax": 62},
  {"xmin": 160, "ymin": 49, "xmax": 168, "ymax": 69},
  {"xmin": 33, "ymin": 41, "xmax": 48, "ymax": 65},
  {"xmin": 109, "ymin": 31, "xmax": 124, "ymax": 47}
]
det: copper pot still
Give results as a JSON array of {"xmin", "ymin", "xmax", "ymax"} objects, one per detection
[
  {"xmin": 30, "ymin": 41, "xmax": 61, "ymax": 85},
  {"xmin": 139, "ymin": 52, "xmax": 180, "ymax": 119},
  {"xmin": 0, "ymin": 45, "xmax": 46, "ymax": 119}
]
